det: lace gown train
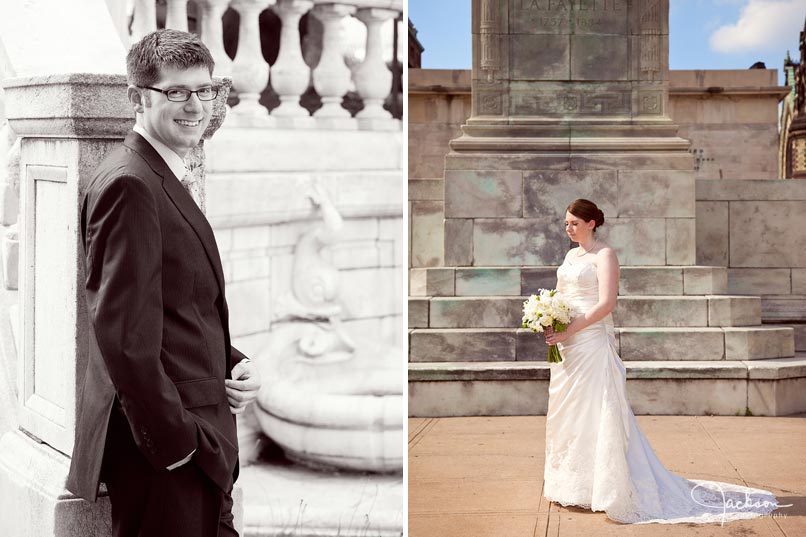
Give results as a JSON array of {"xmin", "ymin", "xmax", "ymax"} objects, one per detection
[{"xmin": 544, "ymin": 258, "xmax": 779, "ymax": 524}]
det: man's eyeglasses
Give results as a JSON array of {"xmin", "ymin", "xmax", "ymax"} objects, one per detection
[{"xmin": 139, "ymin": 86, "xmax": 218, "ymax": 102}]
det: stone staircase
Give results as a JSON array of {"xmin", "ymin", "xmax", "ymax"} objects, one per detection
[{"xmin": 408, "ymin": 266, "xmax": 806, "ymax": 417}]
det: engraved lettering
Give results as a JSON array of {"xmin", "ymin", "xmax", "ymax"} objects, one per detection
[{"xmin": 518, "ymin": 0, "xmax": 626, "ymax": 10}]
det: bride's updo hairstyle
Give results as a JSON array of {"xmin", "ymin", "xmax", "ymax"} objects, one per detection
[{"xmin": 567, "ymin": 199, "xmax": 605, "ymax": 233}]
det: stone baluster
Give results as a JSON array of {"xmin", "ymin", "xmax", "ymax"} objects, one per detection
[
  {"xmin": 229, "ymin": 0, "xmax": 274, "ymax": 125},
  {"xmin": 130, "ymin": 0, "xmax": 157, "ymax": 43},
  {"xmin": 196, "ymin": 0, "xmax": 234, "ymax": 76},
  {"xmin": 311, "ymin": 3, "xmax": 357, "ymax": 129},
  {"xmin": 271, "ymin": 0, "xmax": 315, "ymax": 128},
  {"xmin": 354, "ymin": 7, "xmax": 399, "ymax": 130},
  {"xmin": 165, "ymin": 0, "xmax": 190, "ymax": 31}
]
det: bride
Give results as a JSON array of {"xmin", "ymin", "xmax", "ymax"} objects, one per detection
[{"xmin": 542, "ymin": 198, "xmax": 780, "ymax": 524}]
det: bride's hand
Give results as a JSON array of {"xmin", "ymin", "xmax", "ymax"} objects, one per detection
[{"xmin": 545, "ymin": 327, "xmax": 571, "ymax": 345}]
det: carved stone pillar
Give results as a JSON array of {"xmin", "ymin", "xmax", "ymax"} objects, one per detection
[
  {"xmin": 440, "ymin": 0, "xmax": 692, "ymax": 268},
  {"xmin": 311, "ymin": 3, "xmax": 357, "ymax": 129},
  {"xmin": 165, "ymin": 0, "xmax": 190, "ymax": 31},
  {"xmin": 354, "ymin": 7, "xmax": 398, "ymax": 130},
  {"xmin": 196, "ymin": 0, "xmax": 234, "ymax": 76},
  {"xmin": 229, "ymin": 0, "xmax": 274, "ymax": 125},
  {"xmin": 131, "ymin": 0, "xmax": 158, "ymax": 43},
  {"xmin": 271, "ymin": 0, "xmax": 315, "ymax": 128}
]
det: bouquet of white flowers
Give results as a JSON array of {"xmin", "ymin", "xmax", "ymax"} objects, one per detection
[{"xmin": 521, "ymin": 289, "xmax": 575, "ymax": 363}]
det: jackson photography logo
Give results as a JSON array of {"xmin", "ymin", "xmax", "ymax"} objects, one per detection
[{"xmin": 690, "ymin": 483, "xmax": 792, "ymax": 526}]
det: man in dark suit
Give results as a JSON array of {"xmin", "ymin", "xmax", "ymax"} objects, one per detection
[{"xmin": 66, "ymin": 29, "xmax": 260, "ymax": 537}]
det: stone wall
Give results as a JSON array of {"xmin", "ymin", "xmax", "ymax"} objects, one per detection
[
  {"xmin": 669, "ymin": 70, "xmax": 788, "ymax": 181},
  {"xmin": 409, "ymin": 68, "xmax": 788, "ymax": 269},
  {"xmin": 697, "ymin": 179, "xmax": 806, "ymax": 348}
]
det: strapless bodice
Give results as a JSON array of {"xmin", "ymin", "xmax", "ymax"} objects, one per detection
[{"xmin": 556, "ymin": 259, "xmax": 600, "ymax": 314}]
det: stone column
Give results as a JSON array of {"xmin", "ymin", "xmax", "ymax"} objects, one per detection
[
  {"xmin": 165, "ymin": 0, "xmax": 190, "ymax": 31},
  {"xmin": 229, "ymin": 0, "xmax": 274, "ymax": 126},
  {"xmin": 197, "ymin": 0, "xmax": 234, "ymax": 76},
  {"xmin": 131, "ymin": 0, "xmax": 158, "ymax": 43},
  {"xmin": 353, "ymin": 7, "xmax": 398, "ymax": 131},
  {"xmin": 0, "ymin": 74, "xmax": 131, "ymax": 536},
  {"xmin": 271, "ymin": 0, "xmax": 315, "ymax": 128},
  {"xmin": 0, "ymin": 73, "xmax": 240, "ymax": 536},
  {"xmin": 311, "ymin": 3, "xmax": 357, "ymax": 130},
  {"xmin": 444, "ymin": 0, "xmax": 694, "ymax": 267}
]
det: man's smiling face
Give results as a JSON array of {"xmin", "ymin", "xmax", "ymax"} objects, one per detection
[{"xmin": 136, "ymin": 65, "xmax": 213, "ymax": 157}]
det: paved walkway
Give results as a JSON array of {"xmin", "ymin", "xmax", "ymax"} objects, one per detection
[{"xmin": 409, "ymin": 415, "xmax": 806, "ymax": 537}]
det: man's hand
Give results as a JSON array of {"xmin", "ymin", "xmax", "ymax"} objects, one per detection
[{"xmin": 225, "ymin": 359, "xmax": 261, "ymax": 415}]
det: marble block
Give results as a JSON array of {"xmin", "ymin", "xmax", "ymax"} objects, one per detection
[
  {"xmin": 409, "ymin": 298, "xmax": 429, "ymax": 329},
  {"xmin": 473, "ymin": 218, "xmax": 567, "ymax": 266},
  {"xmin": 723, "ymin": 327, "xmax": 795, "ymax": 360},
  {"xmin": 618, "ymin": 328, "xmax": 724, "ymax": 361},
  {"xmin": 444, "ymin": 170, "xmax": 522, "ymax": 218},
  {"xmin": 570, "ymin": 35, "xmax": 629, "ymax": 81},
  {"xmin": 613, "ymin": 296, "xmax": 708, "ymax": 327},
  {"xmin": 456, "ymin": 268, "xmax": 521, "ymax": 296},
  {"xmin": 708, "ymin": 296, "xmax": 762, "ymax": 327},
  {"xmin": 683, "ymin": 266, "xmax": 728, "ymax": 295},
  {"xmin": 509, "ymin": 34, "xmax": 570, "ymax": 81},
  {"xmin": 411, "ymin": 201, "xmax": 444, "ymax": 268},
  {"xmin": 666, "ymin": 218, "xmax": 696, "ymax": 265},
  {"xmin": 516, "ymin": 328, "xmax": 550, "ymax": 361},
  {"xmin": 617, "ymin": 171, "xmax": 694, "ymax": 218},
  {"xmin": 728, "ymin": 268, "xmax": 792, "ymax": 296},
  {"xmin": 444, "ymin": 218, "xmax": 474, "ymax": 267},
  {"xmin": 409, "ymin": 329, "xmax": 517, "ymax": 362},
  {"xmin": 430, "ymin": 297, "xmax": 524, "ymax": 328},
  {"xmin": 695, "ymin": 201, "xmax": 728, "ymax": 267},
  {"xmin": 730, "ymin": 201, "xmax": 806, "ymax": 268},
  {"xmin": 410, "ymin": 268, "xmax": 455, "ymax": 297},
  {"xmin": 792, "ymin": 269, "xmax": 806, "ymax": 294},
  {"xmin": 523, "ymin": 170, "xmax": 617, "ymax": 220},
  {"xmin": 597, "ymin": 218, "xmax": 666, "ymax": 265},
  {"xmin": 619, "ymin": 267, "xmax": 683, "ymax": 296},
  {"xmin": 521, "ymin": 267, "xmax": 560, "ymax": 294}
]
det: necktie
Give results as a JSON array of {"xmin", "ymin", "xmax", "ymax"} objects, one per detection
[{"xmin": 180, "ymin": 169, "xmax": 204, "ymax": 211}]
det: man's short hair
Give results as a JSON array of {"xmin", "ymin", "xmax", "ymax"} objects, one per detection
[{"xmin": 126, "ymin": 29, "xmax": 215, "ymax": 87}]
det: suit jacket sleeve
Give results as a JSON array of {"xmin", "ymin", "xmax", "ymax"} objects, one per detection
[{"xmin": 83, "ymin": 174, "xmax": 198, "ymax": 470}]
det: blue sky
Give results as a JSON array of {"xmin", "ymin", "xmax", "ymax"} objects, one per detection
[{"xmin": 409, "ymin": 0, "xmax": 806, "ymax": 84}]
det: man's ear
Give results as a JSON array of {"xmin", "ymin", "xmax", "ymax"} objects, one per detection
[{"xmin": 127, "ymin": 85, "xmax": 146, "ymax": 114}]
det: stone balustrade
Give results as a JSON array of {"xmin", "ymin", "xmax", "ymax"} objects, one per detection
[{"xmin": 130, "ymin": 0, "xmax": 403, "ymax": 130}]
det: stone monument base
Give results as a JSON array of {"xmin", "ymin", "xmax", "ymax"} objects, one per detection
[{"xmin": 443, "ymin": 134, "xmax": 696, "ymax": 267}]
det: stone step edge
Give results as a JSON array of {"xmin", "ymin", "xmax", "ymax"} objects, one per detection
[
  {"xmin": 410, "ymin": 266, "xmax": 729, "ymax": 297},
  {"xmin": 408, "ymin": 326, "xmax": 791, "ymax": 334},
  {"xmin": 408, "ymin": 355, "xmax": 806, "ymax": 382},
  {"xmin": 411, "ymin": 295, "xmax": 758, "ymax": 301}
]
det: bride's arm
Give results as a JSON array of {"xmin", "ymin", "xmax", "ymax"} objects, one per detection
[{"xmin": 547, "ymin": 248, "xmax": 619, "ymax": 344}]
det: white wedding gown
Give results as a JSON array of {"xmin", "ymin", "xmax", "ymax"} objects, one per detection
[{"xmin": 544, "ymin": 257, "xmax": 780, "ymax": 524}]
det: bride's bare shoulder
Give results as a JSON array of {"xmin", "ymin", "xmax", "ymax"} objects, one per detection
[{"xmin": 595, "ymin": 243, "xmax": 619, "ymax": 263}]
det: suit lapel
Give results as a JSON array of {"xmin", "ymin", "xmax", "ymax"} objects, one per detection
[{"xmin": 123, "ymin": 132, "xmax": 226, "ymax": 299}]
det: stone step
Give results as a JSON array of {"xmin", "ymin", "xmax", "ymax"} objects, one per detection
[
  {"xmin": 409, "ymin": 266, "xmax": 728, "ymax": 297},
  {"xmin": 408, "ymin": 326, "xmax": 795, "ymax": 362},
  {"xmin": 408, "ymin": 356, "xmax": 806, "ymax": 417},
  {"xmin": 411, "ymin": 295, "xmax": 761, "ymax": 329}
]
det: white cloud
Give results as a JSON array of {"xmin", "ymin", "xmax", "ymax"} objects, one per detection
[{"xmin": 709, "ymin": 0, "xmax": 805, "ymax": 53}]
